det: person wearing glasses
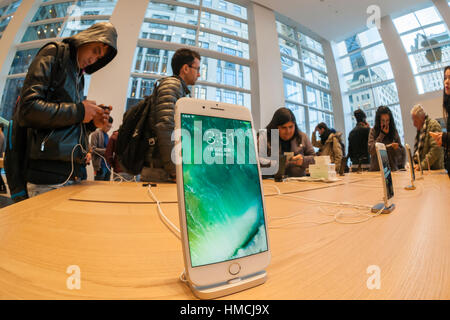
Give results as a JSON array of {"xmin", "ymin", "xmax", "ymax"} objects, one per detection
[
  {"xmin": 368, "ymin": 105, "xmax": 406, "ymax": 171},
  {"xmin": 141, "ymin": 48, "xmax": 201, "ymax": 182}
]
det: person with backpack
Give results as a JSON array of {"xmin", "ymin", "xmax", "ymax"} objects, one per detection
[
  {"xmin": 90, "ymin": 116, "xmax": 113, "ymax": 181},
  {"xmin": 137, "ymin": 48, "xmax": 201, "ymax": 182},
  {"xmin": 348, "ymin": 109, "xmax": 371, "ymax": 171},
  {"xmin": 5, "ymin": 22, "xmax": 118, "ymax": 201},
  {"xmin": 311, "ymin": 122, "xmax": 344, "ymax": 173}
]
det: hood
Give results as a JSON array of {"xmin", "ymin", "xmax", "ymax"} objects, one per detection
[
  {"xmin": 63, "ymin": 22, "xmax": 118, "ymax": 74},
  {"xmin": 326, "ymin": 131, "xmax": 342, "ymax": 143}
]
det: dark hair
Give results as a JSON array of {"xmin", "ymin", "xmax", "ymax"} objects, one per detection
[
  {"xmin": 108, "ymin": 116, "xmax": 113, "ymax": 124},
  {"xmin": 171, "ymin": 48, "xmax": 201, "ymax": 76},
  {"xmin": 443, "ymin": 66, "xmax": 450, "ymax": 123},
  {"xmin": 266, "ymin": 107, "xmax": 302, "ymax": 144},
  {"xmin": 317, "ymin": 122, "xmax": 331, "ymax": 145},
  {"xmin": 373, "ymin": 106, "xmax": 398, "ymax": 140},
  {"xmin": 354, "ymin": 109, "xmax": 367, "ymax": 123}
]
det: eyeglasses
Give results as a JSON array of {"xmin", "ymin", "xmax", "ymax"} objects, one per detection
[{"xmin": 188, "ymin": 65, "xmax": 201, "ymax": 72}]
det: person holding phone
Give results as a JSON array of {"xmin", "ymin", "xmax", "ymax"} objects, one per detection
[
  {"xmin": 368, "ymin": 106, "xmax": 406, "ymax": 171},
  {"xmin": 259, "ymin": 107, "xmax": 315, "ymax": 177},
  {"xmin": 429, "ymin": 66, "xmax": 450, "ymax": 177},
  {"xmin": 10, "ymin": 22, "xmax": 118, "ymax": 199},
  {"xmin": 311, "ymin": 122, "xmax": 344, "ymax": 173}
]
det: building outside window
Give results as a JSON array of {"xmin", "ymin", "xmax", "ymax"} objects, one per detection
[
  {"xmin": 276, "ymin": 18, "xmax": 333, "ymax": 135},
  {"xmin": 0, "ymin": 0, "xmax": 22, "ymax": 39},
  {"xmin": 127, "ymin": 0, "xmax": 251, "ymax": 111},
  {"xmin": 393, "ymin": 5, "xmax": 450, "ymax": 94},
  {"xmin": 336, "ymin": 27, "xmax": 404, "ymax": 142}
]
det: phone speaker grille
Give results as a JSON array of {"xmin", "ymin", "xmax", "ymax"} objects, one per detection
[{"xmin": 211, "ymin": 107, "xmax": 225, "ymax": 111}]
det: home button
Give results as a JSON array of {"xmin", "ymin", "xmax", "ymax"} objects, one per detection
[{"xmin": 229, "ymin": 263, "xmax": 241, "ymax": 275}]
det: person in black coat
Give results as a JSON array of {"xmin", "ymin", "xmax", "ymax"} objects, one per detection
[
  {"xmin": 348, "ymin": 109, "xmax": 370, "ymax": 171},
  {"xmin": 430, "ymin": 65, "xmax": 450, "ymax": 177}
]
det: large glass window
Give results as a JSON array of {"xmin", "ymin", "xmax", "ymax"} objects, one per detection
[
  {"xmin": 276, "ymin": 18, "xmax": 333, "ymax": 136},
  {"xmin": 0, "ymin": 0, "xmax": 118, "ymax": 121},
  {"xmin": 393, "ymin": 5, "xmax": 450, "ymax": 94},
  {"xmin": 336, "ymin": 28, "xmax": 404, "ymax": 143},
  {"xmin": 127, "ymin": 0, "xmax": 251, "ymax": 111},
  {"xmin": 0, "ymin": 0, "xmax": 22, "ymax": 38}
]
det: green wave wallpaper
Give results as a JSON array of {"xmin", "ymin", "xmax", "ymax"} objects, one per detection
[{"xmin": 181, "ymin": 114, "xmax": 268, "ymax": 268}]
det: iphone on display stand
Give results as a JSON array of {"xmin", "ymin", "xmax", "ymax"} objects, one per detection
[
  {"xmin": 404, "ymin": 144, "xmax": 416, "ymax": 190},
  {"xmin": 174, "ymin": 98, "xmax": 271, "ymax": 299},
  {"xmin": 371, "ymin": 143, "xmax": 396, "ymax": 214}
]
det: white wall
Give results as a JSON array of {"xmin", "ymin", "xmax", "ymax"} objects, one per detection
[
  {"xmin": 249, "ymin": 2, "xmax": 284, "ymax": 129},
  {"xmin": 87, "ymin": 0, "xmax": 148, "ymax": 133}
]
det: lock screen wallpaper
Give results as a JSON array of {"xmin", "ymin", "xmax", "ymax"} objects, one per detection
[{"xmin": 181, "ymin": 113, "xmax": 268, "ymax": 268}]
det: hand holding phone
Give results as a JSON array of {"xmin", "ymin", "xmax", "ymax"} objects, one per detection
[{"xmin": 290, "ymin": 154, "xmax": 304, "ymax": 166}]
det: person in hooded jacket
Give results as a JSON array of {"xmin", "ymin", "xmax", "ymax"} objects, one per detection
[
  {"xmin": 15, "ymin": 22, "xmax": 118, "ymax": 197},
  {"xmin": 311, "ymin": 122, "xmax": 344, "ymax": 173}
]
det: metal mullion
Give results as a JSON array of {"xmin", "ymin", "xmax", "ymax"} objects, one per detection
[
  {"xmin": 200, "ymin": 26, "xmax": 248, "ymax": 44},
  {"xmin": 201, "ymin": 6, "xmax": 247, "ymax": 24},
  {"xmin": 143, "ymin": 17, "xmax": 197, "ymax": 31},
  {"xmin": 56, "ymin": 0, "xmax": 77, "ymax": 38},
  {"xmin": 398, "ymin": 21, "xmax": 444, "ymax": 37},
  {"xmin": 303, "ymin": 60, "xmax": 328, "ymax": 75},
  {"xmin": 299, "ymin": 45, "xmax": 325, "ymax": 59},
  {"xmin": 137, "ymin": 38, "xmax": 251, "ymax": 66},
  {"xmin": 344, "ymin": 79, "xmax": 397, "ymax": 95},
  {"xmin": 29, "ymin": 14, "xmax": 110, "ymax": 26},
  {"xmin": 285, "ymin": 98, "xmax": 309, "ymax": 109},
  {"xmin": 6, "ymin": 73, "xmax": 27, "ymax": 80},
  {"xmin": 308, "ymin": 105, "xmax": 334, "ymax": 116},
  {"xmin": 193, "ymin": 80, "xmax": 252, "ymax": 94},
  {"xmin": 29, "ymin": 17, "xmax": 66, "ymax": 27},
  {"xmin": 195, "ymin": 0, "xmax": 202, "ymax": 46},
  {"xmin": 283, "ymin": 72, "xmax": 331, "ymax": 94},
  {"xmin": 408, "ymin": 39, "xmax": 450, "ymax": 54},
  {"xmin": 414, "ymin": 67, "xmax": 445, "ymax": 77},
  {"xmin": 294, "ymin": 25, "xmax": 306, "ymax": 80},
  {"xmin": 150, "ymin": 0, "xmax": 201, "ymax": 11},
  {"xmin": 338, "ymin": 40, "xmax": 383, "ymax": 59},
  {"xmin": 38, "ymin": 0, "xmax": 74, "ymax": 6},
  {"xmin": 280, "ymin": 52, "xmax": 301, "ymax": 64},
  {"xmin": 16, "ymin": 38, "xmax": 63, "ymax": 50},
  {"xmin": 277, "ymin": 32, "xmax": 297, "ymax": 45},
  {"xmin": 342, "ymin": 59, "xmax": 390, "ymax": 78}
]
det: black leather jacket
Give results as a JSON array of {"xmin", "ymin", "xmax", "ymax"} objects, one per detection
[{"xmin": 17, "ymin": 22, "xmax": 118, "ymax": 184}]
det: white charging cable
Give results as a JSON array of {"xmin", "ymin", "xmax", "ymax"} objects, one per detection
[{"xmin": 146, "ymin": 185, "xmax": 181, "ymax": 240}]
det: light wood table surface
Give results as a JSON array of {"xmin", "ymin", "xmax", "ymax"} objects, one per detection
[{"xmin": 0, "ymin": 171, "xmax": 448, "ymax": 299}]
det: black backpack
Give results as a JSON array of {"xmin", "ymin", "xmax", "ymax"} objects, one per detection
[
  {"xmin": 116, "ymin": 81, "xmax": 161, "ymax": 175},
  {"xmin": 4, "ymin": 42, "xmax": 68, "ymax": 203}
]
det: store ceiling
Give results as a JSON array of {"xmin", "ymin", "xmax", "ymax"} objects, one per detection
[{"xmin": 252, "ymin": 0, "xmax": 432, "ymax": 42}]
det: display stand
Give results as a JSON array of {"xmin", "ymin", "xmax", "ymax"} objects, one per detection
[
  {"xmin": 371, "ymin": 203, "xmax": 396, "ymax": 214},
  {"xmin": 182, "ymin": 270, "xmax": 267, "ymax": 300}
]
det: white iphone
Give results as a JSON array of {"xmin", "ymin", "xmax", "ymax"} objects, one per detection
[
  {"xmin": 174, "ymin": 97, "xmax": 271, "ymax": 288},
  {"xmin": 375, "ymin": 142, "xmax": 394, "ymax": 209},
  {"xmin": 405, "ymin": 144, "xmax": 416, "ymax": 184}
]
